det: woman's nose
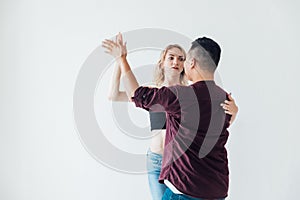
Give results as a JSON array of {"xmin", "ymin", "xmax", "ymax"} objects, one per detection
[{"xmin": 173, "ymin": 57, "xmax": 178, "ymax": 65}]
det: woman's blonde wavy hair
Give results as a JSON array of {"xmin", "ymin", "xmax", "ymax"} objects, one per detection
[{"xmin": 153, "ymin": 44, "xmax": 188, "ymax": 87}]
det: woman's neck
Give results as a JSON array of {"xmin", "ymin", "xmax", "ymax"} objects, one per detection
[{"xmin": 162, "ymin": 75, "xmax": 181, "ymax": 86}]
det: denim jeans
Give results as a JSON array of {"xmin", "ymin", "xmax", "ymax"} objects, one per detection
[
  {"xmin": 162, "ymin": 188, "xmax": 225, "ymax": 200},
  {"xmin": 147, "ymin": 149, "xmax": 167, "ymax": 200}
]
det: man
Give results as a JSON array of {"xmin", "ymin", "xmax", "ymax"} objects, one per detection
[{"xmin": 103, "ymin": 35, "xmax": 232, "ymax": 200}]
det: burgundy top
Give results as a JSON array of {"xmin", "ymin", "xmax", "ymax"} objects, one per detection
[{"xmin": 132, "ymin": 81, "xmax": 231, "ymax": 199}]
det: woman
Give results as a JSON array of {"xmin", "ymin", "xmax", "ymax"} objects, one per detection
[{"xmin": 103, "ymin": 33, "xmax": 238, "ymax": 200}]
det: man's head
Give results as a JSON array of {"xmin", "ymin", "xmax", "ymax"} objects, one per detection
[
  {"xmin": 193, "ymin": 37, "xmax": 221, "ymax": 66},
  {"xmin": 184, "ymin": 37, "xmax": 221, "ymax": 82}
]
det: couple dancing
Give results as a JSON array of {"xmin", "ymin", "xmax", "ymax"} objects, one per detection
[{"xmin": 102, "ymin": 33, "xmax": 238, "ymax": 200}]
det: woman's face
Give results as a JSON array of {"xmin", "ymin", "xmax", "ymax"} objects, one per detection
[{"xmin": 162, "ymin": 47, "xmax": 185, "ymax": 77}]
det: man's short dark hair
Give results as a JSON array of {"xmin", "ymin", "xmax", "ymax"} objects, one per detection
[{"xmin": 191, "ymin": 37, "xmax": 221, "ymax": 66}]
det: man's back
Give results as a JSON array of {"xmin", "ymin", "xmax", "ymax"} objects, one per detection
[{"xmin": 132, "ymin": 80, "xmax": 231, "ymax": 199}]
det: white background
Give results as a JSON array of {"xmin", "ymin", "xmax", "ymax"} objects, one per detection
[{"xmin": 1, "ymin": 0, "xmax": 300, "ymax": 199}]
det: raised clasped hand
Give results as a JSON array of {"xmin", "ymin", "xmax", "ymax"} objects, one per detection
[{"xmin": 102, "ymin": 32, "xmax": 127, "ymax": 59}]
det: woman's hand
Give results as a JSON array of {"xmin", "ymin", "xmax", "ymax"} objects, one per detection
[
  {"xmin": 220, "ymin": 93, "xmax": 239, "ymax": 124},
  {"xmin": 102, "ymin": 32, "xmax": 127, "ymax": 58}
]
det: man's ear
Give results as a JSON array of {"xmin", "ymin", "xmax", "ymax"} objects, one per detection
[{"xmin": 190, "ymin": 58, "xmax": 196, "ymax": 69}]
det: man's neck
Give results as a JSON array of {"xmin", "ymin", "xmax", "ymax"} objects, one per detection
[{"xmin": 191, "ymin": 74, "xmax": 214, "ymax": 83}]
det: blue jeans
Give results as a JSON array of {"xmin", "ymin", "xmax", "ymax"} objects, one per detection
[
  {"xmin": 162, "ymin": 188, "xmax": 225, "ymax": 200},
  {"xmin": 147, "ymin": 149, "xmax": 167, "ymax": 200}
]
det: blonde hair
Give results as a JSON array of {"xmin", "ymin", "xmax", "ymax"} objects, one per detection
[{"xmin": 154, "ymin": 44, "xmax": 188, "ymax": 87}]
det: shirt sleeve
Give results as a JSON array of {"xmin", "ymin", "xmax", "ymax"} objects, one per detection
[{"xmin": 131, "ymin": 86, "xmax": 179, "ymax": 113}]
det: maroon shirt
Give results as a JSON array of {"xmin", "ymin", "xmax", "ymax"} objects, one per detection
[{"xmin": 132, "ymin": 81, "xmax": 231, "ymax": 199}]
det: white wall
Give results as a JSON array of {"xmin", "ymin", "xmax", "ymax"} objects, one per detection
[{"xmin": 1, "ymin": 0, "xmax": 299, "ymax": 199}]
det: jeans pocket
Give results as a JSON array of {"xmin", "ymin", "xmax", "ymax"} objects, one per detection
[{"xmin": 147, "ymin": 151, "xmax": 163, "ymax": 172}]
